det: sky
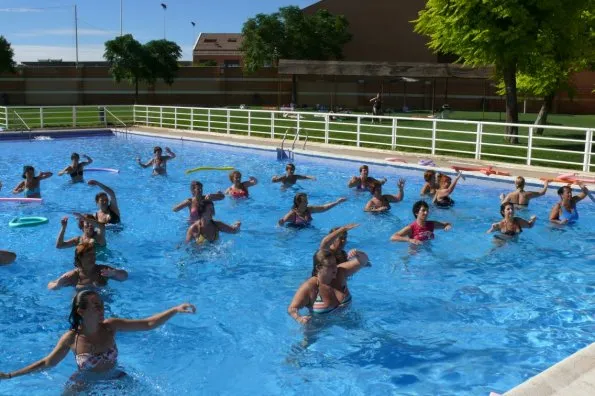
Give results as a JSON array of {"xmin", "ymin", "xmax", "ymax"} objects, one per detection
[{"xmin": 1, "ymin": 0, "xmax": 316, "ymax": 62}]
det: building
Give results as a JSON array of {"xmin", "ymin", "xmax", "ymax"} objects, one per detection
[{"xmin": 192, "ymin": 33, "xmax": 243, "ymax": 67}]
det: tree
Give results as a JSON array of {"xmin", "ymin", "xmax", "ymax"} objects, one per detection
[
  {"xmin": 241, "ymin": 6, "xmax": 351, "ymax": 104},
  {"xmin": 104, "ymin": 35, "xmax": 182, "ymax": 103},
  {"xmin": 414, "ymin": 0, "xmax": 591, "ymax": 143},
  {"xmin": 0, "ymin": 36, "xmax": 16, "ymax": 74}
]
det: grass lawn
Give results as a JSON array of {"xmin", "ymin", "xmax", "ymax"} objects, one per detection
[{"xmin": 2, "ymin": 105, "xmax": 593, "ymax": 171}]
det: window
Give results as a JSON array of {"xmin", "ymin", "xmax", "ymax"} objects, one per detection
[
  {"xmin": 224, "ymin": 60, "xmax": 240, "ymax": 68},
  {"xmin": 227, "ymin": 38, "xmax": 237, "ymax": 42},
  {"xmin": 204, "ymin": 38, "xmax": 217, "ymax": 43}
]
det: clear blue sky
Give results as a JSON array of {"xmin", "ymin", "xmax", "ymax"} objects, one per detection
[{"xmin": 1, "ymin": 0, "xmax": 316, "ymax": 62}]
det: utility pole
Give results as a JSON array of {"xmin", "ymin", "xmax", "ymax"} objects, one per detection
[
  {"xmin": 120, "ymin": 0, "xmax": 123, "ymax": 36},
  {"xmin": 74, "ymin": 4, "xmax": 79, "ymax": 67},
  {"xmin": 161, "ymin": 3, "xmax": 167, "ymax": 39}
]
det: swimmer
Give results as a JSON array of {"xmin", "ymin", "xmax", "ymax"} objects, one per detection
[
  {"xmin": 12, "ymin": 165, "xmax": 53, "ymax": 198},
  {"xmin": 88, "ymin": 180, "xmax": 120, "ymax": 224},
  {"xmin": 347, "ymin": 165, "xmax": 386, "ymax": 192},
  {"xmin": 420, "ymin": 170, "xmax": 440, "ymax": 196},
  {"xmin": 136, "ymin": 146, "xmax": 176, "ymax": 176},
  {"xmin": 56, "ymin": 215, "xmax": 106, "ymax": 249},
  {"xmin": 500, "ymin": 177, "xmax": 548, "ymax": 207},
  {"xmin": 287, "ymin": 249, "xmax": 369, "ymax": 324},
  {"xmin": 486, "ymin": 202, "xmax": 536, "ymax": 237},
  {"xmin": 364, "ymin": 178, "xmax": 405, "ymax": 212},
  {"xmin": 58, "ymin": 153, "xmax": 93, "ymax": 183},
  {"xmin": 225, "ymin": 170, "xmax": 257, "ymax": 198},
  {"xmin": 278, "ymin": 193, "xmax": 347, "ymax": 227},
  {"xmin": 271, "ymin": 163, "xmax": 316, "ymax": 187},
  {"xmin": 549, "ymin": 183, "xmax": 590, "ymax": 225},
  {"xmin": 319, "ymin": 223, "xmax": 359, "ymax": 263},
  {"xmin": 173, "ymin": 181, "xmax": 225, "ymax": 223},
  {"xmin": 0, "ymin": 290, "xmax": 195, "ymax": 381},
  {"xmin": 391, "ymin": 200, "xmax": 452, "ymax": 244},
  {"xmin": 0, "ymin": 250, "xmax": 17, "ymax": 265},
  {"xmin": 47, "ymin": 243, "xmax": 128, "ymax": 290},
  {"xmin": 433, "ymin": 172, "xmax": 463, "ymax": 208},
  {"xmin": 185, "ymin": 200, "xmax": 240, "ymax": 244}
]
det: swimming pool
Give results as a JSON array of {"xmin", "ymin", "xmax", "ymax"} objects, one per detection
[{"xmin": 0, "ymin": 132, "xmax": 593, "ymax": 395}]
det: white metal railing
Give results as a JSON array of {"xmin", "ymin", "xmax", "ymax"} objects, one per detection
[{"xmin": 0, "ymin": 106, "xmax": 7, "ymax": 130}]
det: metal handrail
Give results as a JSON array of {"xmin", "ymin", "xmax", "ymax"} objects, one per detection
[
  {"xmin": 13, "ymin": 111, "xmax": 31, "ymax": 131},
  {"xmin": 104, "ymin": 108, "xmax": 128, "ymax": 128},
  {"xmin": 280, "ymin": 128, "xmax": 291, "ymax": 152},
  {"xmin": 290, "ymin": 128, "xmax": 301, "ymax": 151},
  {"xmin": 302, "ymin": 130, "xmax": 309, "ymax": 150}
]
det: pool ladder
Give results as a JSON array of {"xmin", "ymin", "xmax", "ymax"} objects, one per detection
[{"xmin": 277, "ymin": 128, "xmax": 308, "ymax": 161}]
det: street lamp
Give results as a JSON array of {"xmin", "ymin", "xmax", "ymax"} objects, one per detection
[{"xmin": 161, "ymin": 3, "xmax": 167, "ymax": 39}]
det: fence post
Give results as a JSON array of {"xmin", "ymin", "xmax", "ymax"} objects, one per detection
[
  {"xmin": 145, "ymin": 106, "xmax": 149, "ymax": 125},
  {"xmin": 227, "ymin": 109, "xmax": 231, "ymax": 134},
  {"xmin": 296, "ymin": 113, "xmax": 301, "ymax": 141},
  {"xmin": 271, "ymin": 112, "xmax": 275, "ymax": 139},
  {"xmin": 174, "ymin": 107, "xmax": 178, "ymax": 129},
  {"xmin": 475, "ymin": 122, "xmax": 483, "ymax": 160},
  {"xmin": 5, "ymin": 108, "xmax": 8, "ymax": 129},
  {"xmin": 391, "ymin": 118, "xmax": 397, "ymax": 150},
  {"xmin": 325, "ymin": 115, "xmax": 329, "ymax": 144},
  {"xmin": 207, "ymin": 108, "xmax": 211, "ymax": 132},
  {"xmin": 356, "ymin": 116, "xmax": 361, "ymax": 147},
  {"xmin": 190, "ymin": 108, "xmax": 194, "ymax": 131},
  {"xmin": 72, "ymin": 106, "xmax": 77, "ymax": 127},
  {"xmin": 431, "ymin": 120, "xmax": 437, "ymax": 155},
  {"xmin": 247, "ymin": 111, "xmax": 251, "ymax": 137},
  {"xmin": 526, "ymin": 127, "xmax": 534, "ymax": 166},
  {"xmin": 40, "ymin": 107, "xmax": 44, "ymax": 128},
  {"xmin": 133, "ymin": 105, "xmax": 136, "ymax": 124},
  {"xmin": 159, "ymin": 107, "xmax": 163, "ymax": 128},
  {"xmin": 583, "ymin": 129, "xmax": 593, "ymax": 172}
]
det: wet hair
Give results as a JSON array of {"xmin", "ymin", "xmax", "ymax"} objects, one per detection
[
  {"xmin": 77, "ymin": 214, "xmax": 96, "ymax": 230},
  {"xmin": 423, "ymin": 170, "xmax": 436, "ymax": 182},
  {"xmin": 69, "ymin": 290, "xmax": 100, "ymax": 330},
  {"xmin": 153, "ymin": 146, "xmax": 163, "ymax": 153},
  {"xmin": 71, "ymin": 152, "xmax": 80, "ymax": 161},
  {"xmin": 228, "ymin": 170, "xmax": 242, "ymax": 183},
  {"xmin": 74, "ymin": 242, "xmax": 95, "ymax": 268},
  {"xmin": 311, "ymin": 249, "xmax": 336, "ymax": 277},
  {"xmin": 500, "ymin": 202, "xmax": 514, "ymax": 217},
  {"xmin": 369, "ymin": 181, "xmax": 382, "ymax": 194},
  {"xmin": 557, "ymin": 185, "xmax": 571, "ymax": 197},
  {"xmin": 412, "ymin": 200, "xmax": 429, "ymax": 218},
  {"xmin": 515, "ymin": 176, "xmax": 525, "ymax": 189},
  {"xmin": 359, "ymin": 165, "xmax": 369, "ymax": 173},
  {"xmin": 197, "ymin": 199, "xmax": 215, "ymax": 217},
  {"xmin": 292, "ymin": 193, "xmax": 308, "ymax": 209},
  {"xmin": 22, "ymin": 165, "xmax": 34, "ymax": 179},
  {"xmin": 286, "ymin": 163, "xmax": 295, "ymax": 170},
  {"xmin": 190, "ymin": 180, "xmax": 203, "ymax": 190},
  {"xmin": 440, "ymin": 174, "xmax": 452, "ymax": 184},
  {"xmin": 95, "ymin": 192, "xmax": 109, "ymax": 203}
]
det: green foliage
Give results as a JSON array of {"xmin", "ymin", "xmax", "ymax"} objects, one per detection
[
  {"xmin": 196, "ymin": 60, "xmax": 218, "ymax": 67},
  {"xmin": 0, "ymin": 36, "xmax": 16, "ymax": 74},
  {"xmin": 143, "ymin": 39, "xmax": 182, "ymax": 85},
  {"xmin": 241, "ymin": 6, "xmax": 351, "ymax": 72}
]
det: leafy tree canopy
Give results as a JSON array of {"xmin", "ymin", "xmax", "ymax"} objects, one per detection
[{"xmin": 0, "ymin": 36, "xmax": 16, "ymax": 74}]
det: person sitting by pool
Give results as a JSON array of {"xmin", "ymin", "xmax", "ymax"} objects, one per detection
[
  {"xmin": 278, "ymin": 193, "xmax": 347, "ymax": 227},
  {"xmin": 0, "ymin": 250, "xmax": 17, "ymax": 265},
  {"xmin": 58, "ymin": 153, "xmax": 93, "ymax": 183},
  {"xmin": 364, "ymin": 178, "xmax": 405, "ymax": 212},
  {"xmin": 0, "ymin": 290, "xmax": 195, "ymax": 382},
  {"xmin": 318, "ymin": 223, "xmax": 359, "ymax": 264},
  {"xmin": 271, "ymin": 163, "xmax": 316, "ymax": 187},
  {"xmin": 173, "ymin": 180, "xmax": 225, "ymax": 223},
  {"xmin": 420, "ymin": 170, "xmax": 440, "ymax": 196},
  {"xmin": 500, "ymin": 176, "xmax": 548, "ymax": 207},
  {"xmin": 56, "ymin": 214, "xmax": 106, "ymax": 249},
  {"xmin": 347, "ymin": 165, "xmax": 386, "ymax": 192},
  {"xmin": 287, "ymin": 249, "xmax": 369, "ymax": 324},
  {"xmin": 486, "ymin": 202, "xmax": 536, "ymax": 238},
  {"xmin": 185, "ymin": 200, "xmax": 241, "ymax": 244},
  {"xmin": 12, "ymin": 165, "xmax": 53, "ymax": 198},
  {"xmin": 88, "ymin": 180, "xmax": 120, "ymax": 225},
  {"xmin": 390, "ymin": 200, "xmax": 452, "ymax": 244},
  {"xmin": 225, "ymin": 170, "xmax": 257, "ymax": 198},
  {"xmin": 549, "ymin": 183, "xmax": 590, "ymax": 225},
  {"xmin": 136, "ymin": 146, "xmax": 176, "ymax": 176},
  {"xmin": 433, "ymin": 172, "xmax": 463, "ymax": 208},
  {"xmin": 47, "ymin": 243, "xmax": 128, "ymax": 290}
]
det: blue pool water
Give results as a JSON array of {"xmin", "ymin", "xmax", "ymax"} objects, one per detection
[{"xmin": 0, "ymin": 132, "xmax": 593, "ymax": 395}]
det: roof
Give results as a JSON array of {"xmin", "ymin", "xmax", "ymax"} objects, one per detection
[{"xmin": 194, "ymin": 33, "xmax": 243, "ymax": 54}]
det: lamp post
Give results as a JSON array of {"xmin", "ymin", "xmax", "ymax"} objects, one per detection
[
  {"xmin": 120, "ymin": 0, "xmax": 123, "ymax": 36},
  {"xmin": 191, "ymin": 21, "xmax": 196, "ymax": 63},
  {"xmin": 161, "ymin": 3, "xmax": 167, "ymax": 39}
]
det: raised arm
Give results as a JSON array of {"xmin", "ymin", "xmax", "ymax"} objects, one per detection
[
  {"xmin": 385, "ymin": 178, "xmax": 405, "ymax": 202},
  {"xmin": 205, "ymin": 191, "xmax": 225, "ymax": 201},
  {"xmin": 337, "ymin": 250, "xmax": 370, "ymax": 277},
  {"xmin": 310, "ymin": 197, "xmax": 347, "ymax": 213},
  {"xmin": 319, "ymin": 223, "xmax": 359, "ymax": 251},
  {"xmin": 106, "ymin": 303, "xmax": 196, "ymax": 332},
  {"xmin": 38, "ymin": 171, "xmax": 53, "ymax": 180},
  {"xmin": 164, "ymin": 147, "xmax": 176, "ymax": 160},
  {"xmin": 0, "ymin": 331, "xmax": 74, "ymax": 380},
  {"xmin": 525, "ymin": 180, "xmax": 549, "ymax": 200},
  {"xmin": 99, "ymin": 265, "xmax": 128, "ymax": 282},
  {"xmin": 215, "ymin": 220, "xmax": 241, "ymax": 234},
  {"xmin": 516, "ymin": 215, "xmax": 537, "ymax": 228},
  {"xmin": 12, "ymin": 181, "xmax": 25, "ymax": 194},
  {"xmin": 347, "ymin": 176, "xmax": 359, "ymax": 188},
  {"xmin": 243, "ymin": 176, "xmax": 258, "ymax": 188},
  {"xmin": 172, "ymin": 198, "xmax": 192, "ymax": 212},
  {"xmin": 390, "ymin": 225, "xmax": 416, "ymax": 243},
  {"xmin": 58, "ymin": 166, "xmax": 73, "ymax": 176},
  {"xmin": 573, "ymin": 182, "xmax": 590, "ymax": 203},
  {"xmin": 446, "ymin": 173, "xmax": 462, "ymax": 194},
  {"xmin": 80, "ymin": 154, "xmax": 93, "ymax": 167},
  {"xmin": 287, "ymin": 280, "xmax": 314, "ymax": 324},
  {"xmin": 55, "ymin": 217, "xmax": 79, "ymax": 249},
  {"xmin": 88, "ymin": 180, "xmax": 119, "ymax": 214}
]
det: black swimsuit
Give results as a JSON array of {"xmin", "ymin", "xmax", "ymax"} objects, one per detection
[
  {"xmin": 435, "ymin": 196, "xmax": 455, "ymax": 208},
  {"xmin": 95, "ymin": 206, "xmax": 120, "ymax": 225},
  {"xmin": 69, "ymin": 165, "xmax": 84, "ymax": 180}
]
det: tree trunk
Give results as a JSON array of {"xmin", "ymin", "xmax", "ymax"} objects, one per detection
[
  {"xmin": 291, "ymin": 74, "xmax": 297, "ymax": 105},
  {"xmin": 502, "ymin": 65, "xmax": 519, "ymax": 144},
  {"xmin": 535, "ymin": 93, "xmax": 554, "ymax": 136},
  {"xmin": 134, "ymin": 77, "xmax": 139, "ymax": 104}
]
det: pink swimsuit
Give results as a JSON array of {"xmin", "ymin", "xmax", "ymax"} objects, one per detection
[{"xmin": 410, "ymin": 221, "xmax": 435, "ymax": 241}]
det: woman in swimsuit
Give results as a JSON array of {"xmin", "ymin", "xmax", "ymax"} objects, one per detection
[
  {"xmin": 225, "ymin": 170, "xmax": 257, "ymax": 198},
  {"xmin": 12, "ymin": 165, "xmax": 53, "ymax": 198},
  {"xmin": 420, "ymin": 170, "xmax": 440, "ymax": 196},
  {"xmin": 319, "ymin": 223, "xmax": 359, "ymax": 264},
  {"xmin": 173, "ymin": 180, "xmax": 225, "ymax": 223},
  {"xmin": 137, "ymin": 146, "xmax": 176, "ymax": 176},
  {"xmin": 433, "ymin": 172, "xmax": 463, "ymax": 208},
  {"xmin": 0, "ymin": 290, "xmax": 195, "ymax": 382},
  {"xmin": 364, "ymin": 178, "xmax": 405, "ymax": 212},
  {"xmin": 287, "ymin": 249, "xmax": 369, "ymax": 324},
  {"xmin": 347, "ymin": 164, "xmax": 386, "ymax": 192},
  {"xmin": 549, "ymin": 183, "xmax": 590, "ymax": 225},
  {"xmin": 88, "ymin": 180, "xmax": 121, "ymax": 224},
  {"xmin": 58, "ymin": 152, "xmax": 93, "ymax": 183},
  {"xmin": 500, "ymin": 176, "xmax": 548, "ymax": 207},
  {"xmin": 185, "ymin": 200, "xmax": 241, "ymax": 244},
  {"xmin": 56, "ymin": 214, "xmax": 107, "ymax": 249},
  {"xmin": 278, "ymin": 193, "xmax": 347, "ymax": 227},
  {"xmin": 487, "ymin": 202, "xmax": 536, "ymax": 238},
  {"xmin": 271, "ymin": 163, "xmax": 316, "ymax": 188},
  {"xmin": 47, "ymin": 242, "xmax": 128, "ymax": 290},
  {"xmin": 391, "ymin": 200, "xmax": 452, "ymax": 244}
]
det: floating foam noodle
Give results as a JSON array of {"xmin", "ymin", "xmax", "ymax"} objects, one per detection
[{"xmin": 0, "ymin": 197, "xmax": 42, "ymax": 203}]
